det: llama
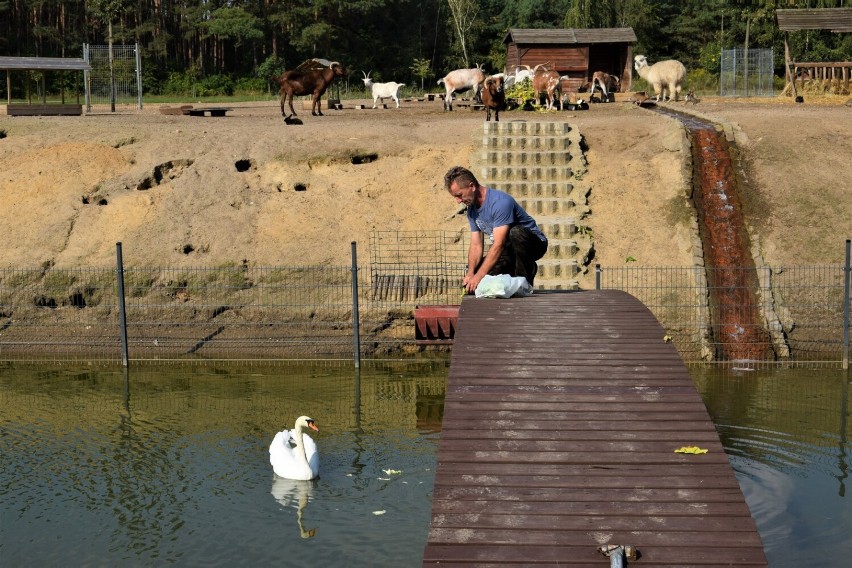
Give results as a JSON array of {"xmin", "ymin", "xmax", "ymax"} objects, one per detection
[{"xmin": 633, "ymin": 55, "xmax": 686, "ymax": 102}]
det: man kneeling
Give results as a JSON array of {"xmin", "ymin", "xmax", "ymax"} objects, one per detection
[{"xmin": 444, "ymin": 166, "xmax": 548, "ymax": 294}]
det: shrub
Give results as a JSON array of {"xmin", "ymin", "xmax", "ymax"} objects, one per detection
[
  {"xmin": 162, "ymin": 71, "xmax": 194, "ymax": 96},
  {"xmin": 686, "ymin": 69, "xmax": 718, "ymax": 95},
  {"xmin": 196, "ymin": 74, "xmax": 234, "ymax": 97},
  {"xmin": 234, "ymin": 76, "xmax": 266, "ymax": 95},
  {"xmin": 504, "ymin": 78, "xmax": 535, "ymax": 105}
]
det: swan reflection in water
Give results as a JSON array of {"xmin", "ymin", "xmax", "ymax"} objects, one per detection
[{"xmin": 271, "ymin": 477, "xmax": 318, "ymax": 538}]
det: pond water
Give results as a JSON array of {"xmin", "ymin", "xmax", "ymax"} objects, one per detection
[
  {"xmin": 1, "ymin": 361, "xmax": 447, "ymax": 567},
  {"xmin": 1, "ymin": 362, "xmax": 849, "ymax": 567},
  {"xmin": 693, "ymin": 366, "xmax": 851, "ymax": 567}
]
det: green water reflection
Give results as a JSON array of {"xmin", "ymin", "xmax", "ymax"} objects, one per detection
[
  {"xmin": 691, "ymin": 366, "xmax": 851, "ymax": 567},
  {"xmin": 0, "ymin": 361, "xmax": 448, "ymax": 567}
]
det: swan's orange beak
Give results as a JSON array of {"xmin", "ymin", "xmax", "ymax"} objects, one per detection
[{"xmin": 308, "ymin": 421, "xmax": 319, "ymax": 432}]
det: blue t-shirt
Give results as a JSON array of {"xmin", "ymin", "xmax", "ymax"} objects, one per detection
[{"xmin": 467, "ymin": 187, "xmax": 546, "ymax": 244}]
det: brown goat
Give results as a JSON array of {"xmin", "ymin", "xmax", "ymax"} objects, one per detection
[
  {"xmin": 533, "ymin": 67, "xmax": 562, "ymax": 111},
  {"xmin": 481, "ymin": 75, "xmax": 506, "ymax": 121},
  {"xmin": 591, "ymin": 71, "xmax": 620, "ymax": 102},
  {"xmin": 277, "ymin": 61, "xmax": 347, "ymax": 118}
]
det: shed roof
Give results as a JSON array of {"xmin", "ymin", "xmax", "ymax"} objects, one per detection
[
  {"xmin": 503, "ymin": 28, "xmax": 637, "ymax": 45},
  {"xmin": 0, "ymin": 56, "xmax": 90, "ymax": 71},
  {"xmin": 776, "ymin": 8, "xmax": 852, "ymax": 32}
]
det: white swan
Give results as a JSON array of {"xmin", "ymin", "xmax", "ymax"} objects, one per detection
[{"xmin": 269, "ymin": 415, "xmax": 319, "ymax": 480}]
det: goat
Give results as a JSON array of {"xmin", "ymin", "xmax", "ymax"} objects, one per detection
[
  {"xmin": 684, "ymin": 90, "xmax": 701, "ymax": 105},
  {"xmin": 481, "ymin": 75, "xmax": 506, "ymax": 121},
  {"xmin": 438, "ymin": 67, "xmax": 486, "ymax": 111},
  {"xmin": 532, "ymin": 67, "xmax": 562, "ymax": 111},
  {"xmin": 504, "ymin": 65, "xmax": 533, "ymax": 89},
  {"xmin": 633, "ymin": 55, "xmax": 686, "ymax": 102},
  {"xmin": 277, "ymin": 61, "xmax": 347, "ymax": 118},
  {"xmin": 591, "ymin": 71, "xmax": 620, "ymax": 102},
  {"xmin": 361, "ymin": 71, "xmax": 405, "ymax": 109}
]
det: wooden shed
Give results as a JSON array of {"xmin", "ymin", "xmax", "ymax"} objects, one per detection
[
  {"xmin": 0, "ymin": 56, "xmax": 89, "ymax": 116},
  {"xmin": 776, "ymin": 8, "xmax": 852, "ymax": 97},
  {"xmin": 502, "ymin": 28, "xmax": 637, "ymax": 94}
]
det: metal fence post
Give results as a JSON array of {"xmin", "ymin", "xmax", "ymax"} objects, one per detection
[
  {"xmin": 351, "ymin": 241, "xmax": 361, "ymax": 369},
  {"xmin": 843, "ymin": 239, "xmax": 850, "ymax": 370},
  {"xmin": 116, "ymin": 242, "xmax": 129, "ymax": 367},
  {"xmin": 135, "ymin": 43, "xmax": 143, "ymax": 110},
  {"xmin": 596, "ymin": 263, "xmax": 601, "ymax": 290}
]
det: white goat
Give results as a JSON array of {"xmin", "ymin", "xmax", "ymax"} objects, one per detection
[
  {"xmin": 504, "ymin": 65, "xmax": 533, "ymax": 89},
  {"xmin": 361, "ymin": 71, "xmax": 404, "ymax": 108},
  {"xmin": 633, "ymin": 55, "xmax": 686, "ymax": 102},
  {"xmin": 437, "ymin": 67, "xmax": 486, "ymax": 110}
]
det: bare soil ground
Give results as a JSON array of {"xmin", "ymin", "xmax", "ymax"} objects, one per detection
[{"xmin": 1, "ymin": 94, "xmax": 850, "ymax": 274}]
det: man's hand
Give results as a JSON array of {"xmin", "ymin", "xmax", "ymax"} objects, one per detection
[{"xmin": 463, "ymin": 272, "xmax": 483, "ymax": 294}]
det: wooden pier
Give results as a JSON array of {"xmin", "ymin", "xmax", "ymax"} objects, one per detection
[{"xmin": 424, "ymin": 290, "xmax": 767, "ymax": 567}]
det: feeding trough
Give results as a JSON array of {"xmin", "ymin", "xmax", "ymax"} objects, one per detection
[{"xmin": 414, "ymin": 304, "xmax": 460, "ymax": 345}]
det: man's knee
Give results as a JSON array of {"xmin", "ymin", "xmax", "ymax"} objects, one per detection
[{"xmin": 508, "ymin": 225, "xmax": 527, "ymax": 241}]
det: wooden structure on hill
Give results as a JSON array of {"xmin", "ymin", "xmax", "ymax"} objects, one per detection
[
  {"xmin": 502, "ymin": 28, "xmax": 637, "ymax": 94},
  {"xmin": 776, "ymin": 8, "xmax": 852, "ymax": 97},
  {"xmin": 0, "ymin": 56, "xmax": 89, "ymax": 116}
]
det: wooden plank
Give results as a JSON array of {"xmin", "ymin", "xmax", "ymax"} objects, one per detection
[{"xmin": 424, "ymin": 290, "xmax": 767, "ymax": 566}]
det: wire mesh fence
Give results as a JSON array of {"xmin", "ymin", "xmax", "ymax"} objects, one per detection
[
  {"xmin": 0, "ymin": 263, "xmax": 455, "ymax": 362},
  {"xmin": 597, "ymin": 263, "xmax": 850, "ymax": 366},
  {"xmin": 1, "ymin": 237, "xmax": 849, "ymax": 365},
  {"xmin": 83, "ymin": 43, "xmax": 142, "ymax": 111},
  {"xmin": 720, "ymin": 48, "xmax": 775, "ymax": 97},
  {"xmin": 369, "ymin": 230, "xmax": 468, "ymax": 306}
]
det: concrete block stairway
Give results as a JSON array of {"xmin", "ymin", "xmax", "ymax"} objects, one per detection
[{"xmin": 478, "ymin": 121, "xmax": 593, "ymax": 290}]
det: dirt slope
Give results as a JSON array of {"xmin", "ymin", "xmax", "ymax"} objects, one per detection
[{"xmin": 1, "ymin": 96, "xmax": 849, "ymax": 274}]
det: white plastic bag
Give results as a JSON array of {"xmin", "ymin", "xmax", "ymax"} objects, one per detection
[{"xmin": 474, "ymin": 274, "xmax": 533, "ymax": 299}]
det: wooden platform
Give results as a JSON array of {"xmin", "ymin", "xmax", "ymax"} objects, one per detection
[
  {"xmin": 186, "ymin": 107, "xmax": 232, "ymax": 117},
  {"xmin": 1, "ymin": 103, "xmax": 82, "ymax": 116},
  {"xmin": 424, "ymin": 290, "xmax": 767, "ymax": 567}
]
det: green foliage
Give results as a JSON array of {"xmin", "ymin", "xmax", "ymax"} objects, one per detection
[
  {"xmin": 234, "ymin": 76, "xmax": 266, "ymax": 95},
  {"xmin": 631, "ymin": 76, "xmax": 650, "ymax": 94},
  {"xmin": 698, "ymin": 41, "xmax": 722, "ymax": 75},
  {"xmin": 204, "ymin": 7, "xmax": 264, "ymax": 46},
  {"xmin": 504, "ymin": 78, "xmax": 535, "ymax": 103},
  {"xmin": 88, "ymin": 0, "xmax": 130, "ymax": 21},
  {"xmin": 409, "ymin": 58, "xmax": 434, "ymax": 90},
  {"xmin": 686, "ymin": 68, "xmax": 718, "ymax": 94},
  {"xmin": 258, "ymin": 55, "xmax": 286, "ymax": 83},
  {"xmin": 162, "ymin": 70, "xmax": 196, "ymax": 96},
  {"xmin": 196, "ymin": 75, "xmax": 234, "ymax": 97}
]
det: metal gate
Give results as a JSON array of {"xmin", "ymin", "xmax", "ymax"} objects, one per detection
[
  {"xmin": 83, "ymin": 43, "xmax": 142, "ymax": 111},
  {"xmin": 720, "ymin": 48, "xmax": 774, "ymax": 97}
]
